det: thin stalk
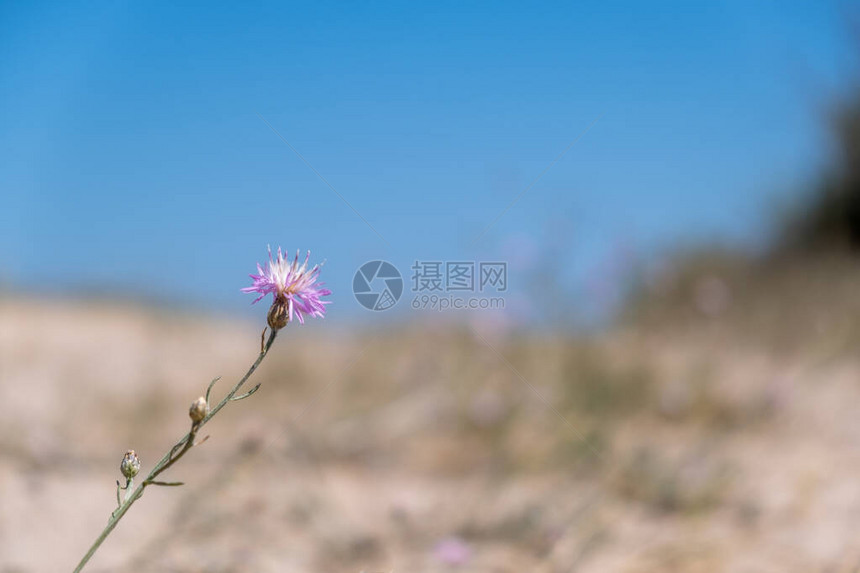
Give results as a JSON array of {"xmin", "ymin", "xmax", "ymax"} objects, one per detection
[{"xmin": 72, "ymin": 329, "xmax": 278, "ymax": 573}]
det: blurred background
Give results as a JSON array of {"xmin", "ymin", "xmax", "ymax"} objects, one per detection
[{"xmin": 3, "ymin": 1, "xmax": 860, "ymax": 571}]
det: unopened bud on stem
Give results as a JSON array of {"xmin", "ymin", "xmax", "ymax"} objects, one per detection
[
  {"xmin": 189, "ymin": 396, "xmax": 209, "ymax": 424},
  {"xmin": 120, "ymin": 450, "xmax": 140, "ymax": 479}
]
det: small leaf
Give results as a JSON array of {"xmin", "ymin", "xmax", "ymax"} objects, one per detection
[
  {"xmin": 230, "ymin": 383, "xmax": 261, "ymax": 401},
  {"xmin": 205, "ymin": 376, "xmax": 222, "ymax": 404}
]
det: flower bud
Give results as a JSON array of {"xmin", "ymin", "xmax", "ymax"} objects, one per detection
[
  {"xmin": 189, "ymin": 396, "xmax": 209, "ymax": 423},
  {"xmin": 267, "ymin": 295, "xmax": 289, "ymax": 331},
  {"xmin": 120, "ymin": 450, "xmax": 140, "ymax": 479}
]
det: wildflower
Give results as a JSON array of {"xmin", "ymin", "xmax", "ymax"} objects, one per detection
[
  {"xmin": 242, "ymin": 246, "xmax": 331, "ymax": 328},
  {"xmin": 189, "ymin": 396, "xmax": 208, "ymax": 424},
  {"xmin": 433, "ymin": 536, "xmax": 471, "ymax": 566},
  {"xmin": 120, "ymin": 450, "xmax": 140, "ymax": 479}
]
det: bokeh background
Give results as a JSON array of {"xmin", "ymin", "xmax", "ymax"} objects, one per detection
[{"xmin": 3, "ymin": 1, "xmax": 860, "ymax": 571}]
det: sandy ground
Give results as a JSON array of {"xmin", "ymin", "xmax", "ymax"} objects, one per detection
[{"xmin": 3, "ymin": 295, "xmax": 860, "ymax": 572}]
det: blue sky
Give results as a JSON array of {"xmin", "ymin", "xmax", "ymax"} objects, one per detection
[{"xmin": 0, "ymin": 1, "xmax": 854, "ymax": 324}]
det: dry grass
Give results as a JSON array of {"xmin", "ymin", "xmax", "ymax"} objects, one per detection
[{"xmin": 2, "ymin": 273, "xmax": 860, "ymax": 571}]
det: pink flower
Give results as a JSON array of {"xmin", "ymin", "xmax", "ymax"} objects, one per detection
[
  {"xmin": 242, "ymin": 246, "xmax": 331, "ymax": 325},
  {"xmin": 433, "ymin": 536, "xmax": 472, "ymax": 566}
]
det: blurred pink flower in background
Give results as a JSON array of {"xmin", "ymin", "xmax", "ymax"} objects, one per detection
[{"xmin": 433, "ymin": 536, "xmax": 472, "ymax": 567}]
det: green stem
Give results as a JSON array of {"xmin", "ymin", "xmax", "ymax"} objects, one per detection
[{"xmin": 72, "ymin": 329, "xmax": 278, "ymax": 573}]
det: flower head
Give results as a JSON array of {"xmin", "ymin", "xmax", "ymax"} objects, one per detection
[
  {"xmin": 242, "ymin": 246, "xmax": 331, "ymax": 326},
  {"xmin": 120, "ymin": 450, "xmax": 140, "ymax": 479},
  {"xmin": 189, "ymin": 396, "xmax": 208, "ymax": 424}
]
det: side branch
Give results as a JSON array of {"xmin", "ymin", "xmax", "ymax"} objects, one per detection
[{"xmin": 72, "ymin": 328, "xmax": 278, "ymax": 573}]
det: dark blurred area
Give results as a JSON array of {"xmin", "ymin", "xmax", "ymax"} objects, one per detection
[{"xmin": 779, "ymin": 76, "xmax": 860, "ymax": 253}]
